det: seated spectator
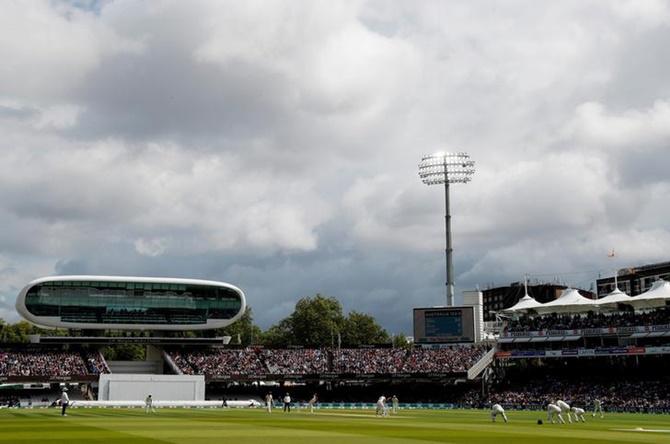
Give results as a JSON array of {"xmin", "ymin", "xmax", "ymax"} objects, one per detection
[
  {"xmin": 261, "ymin": 349, "xmax": 329, "ymax": 375},
  {"xmin": 333, "ymin": 348, "xmax": 408, "ymax": 374},
  {"xmin": 0, "ymin": 349, "xmax": 108, "ymax": 377},
  {"xmin": 505, "ymin": 308, "xmax": 670, "ymax": 334}
]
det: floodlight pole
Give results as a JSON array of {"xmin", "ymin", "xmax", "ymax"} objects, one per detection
[
  {"xmin": 418, "ymin": 152, "xmax": 474, "ymax": 308},
  {"xmin": 444, "ymin": 176, "xmax": 454, "ymax": 306}
]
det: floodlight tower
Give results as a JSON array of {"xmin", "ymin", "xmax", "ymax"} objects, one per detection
[{"xmin": 418, "ymin": 152, "xmax": 475, "ymax": 306}]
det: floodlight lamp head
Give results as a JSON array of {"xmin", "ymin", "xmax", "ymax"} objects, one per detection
[{"xmin": 418, "ymin": 152, "xmax": 475, "ymax": 185}]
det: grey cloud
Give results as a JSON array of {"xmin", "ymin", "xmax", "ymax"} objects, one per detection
[
  {"xmin": 604, "ymin": 26, "xmax": 670, "ymax": 110},
  {"xmin": 73, "ymin": 52, "xmax": 294, "ymax": 142},
  {"xmin": 0, "ymin": 105, "xmax": 37, "ymax": 120},
  {"xmin": 615, "ymin": 148, "xmax": 670, "ymax": 187}
]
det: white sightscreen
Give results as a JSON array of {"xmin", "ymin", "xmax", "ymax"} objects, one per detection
[{"xmin": 98, "ymin": 374, "xmax": 205, "ymax": 401}]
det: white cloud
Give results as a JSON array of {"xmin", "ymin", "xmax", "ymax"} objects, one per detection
[
  {"xmin": 567, "ymin": 100, "xmax": 670, "ymax": 151},
  {"xmin": 33, "ymin": 104, "xmax": 83, "ymax": 130},
  {"xmin": 0, "ymin": 0, "xmax": 142, "ymax": 101},
  {"xmin": 611, "ymin": 0, "xmax": 670, "ymax": 28},
  {"xmin": 0, "ymin": 138, "xmax": 330, "ymax": 256},
  {"xmin": 134, "ymin": 237, "xmax": 168, "ymax": 257}
]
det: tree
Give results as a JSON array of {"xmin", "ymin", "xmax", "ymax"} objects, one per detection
[
  {"xmin": 0, "ymin": 320, "xmax": 69, "ymax": 343},
  {"xmin": 101, "ymin": 344, "xmax": 146, "ymax": 361},
  {"xmin": 341, "ymin": 311, "xmax": 389, "ymax": 347},
  {"xmin": 213, "ymin": 307, "xmax": 263, "ymax": 346},
  {"xmin": 261, "ymin": 318, "xmax": 293, "ymax": 347},
  {"xmin": 288, "ymin": 294, "xmax": 345, "ymax": 347},
  {"xmin": 392, "ymin": 333, "xmax": 411, "ymax": 349},
  {"xmin": 0, "ymin": 319, "xmax": 9, "ymax": 343},
  {"xmin": 0, "ymin": 320, "xmax": 33, "ymax": 343},
  {"xmin": 261, "ymin": 294, "xmax": 345, "ymax": 347}
]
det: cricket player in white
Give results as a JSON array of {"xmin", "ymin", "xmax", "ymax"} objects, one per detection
[
  {"xmin": 376, "ymin": 396, "xmax": 386, "ymax": 416},
  {"xmin": 60, "ymin": 388, "xmax": 69, "ymax": 417},
  {"xmin": 145, "ymin": 395, "xmax": 156, "ymax": 413},
  {"xmin": 265, "ymin": 393, "xmax": 273, "ymax": 413},
  {"xmin": 391, "ymin": 395, "xmax": 399, "ymax": 414},
  {"xmin": 592, "ymin": 399, "xmax": 604, "ymax": 418},
  {"xmin": 547, "ymin": 403, "xmax": 565, "ymax": 424},
  {"xmin": 556, "ymin": 400, "xmax": 572, "ymax": 423},
  {"xmin": 571, "ymin": 407, "xmax": 586, "ymax": 422},
  {"xmin": 308, "ymin": 394, "xmax": 317, "ymax": 414},
  {"xmin": 491, "ymin": 403, "xmax": 508, "ymax": 423}
]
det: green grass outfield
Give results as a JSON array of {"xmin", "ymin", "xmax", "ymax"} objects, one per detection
[{"xmin": 1, "ymin": 407, "xmax": 669, "ymax": 444}]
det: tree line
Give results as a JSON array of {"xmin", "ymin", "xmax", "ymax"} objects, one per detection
[{"xmin": 0, "ymin": 294, "xmax": 409, "ymax": 349}]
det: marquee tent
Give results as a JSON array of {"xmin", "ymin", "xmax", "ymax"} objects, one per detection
[
  {"xmin": 595, "ymin": 287, "xmax": 633, "ymax": 309},
  {"xmin": 535, "ymin": 288, "xmax": 596, "ymax": 313},
  {"xmin": 630, "ymin": 279, "xmax": 670, "ymax": 308},
  {"xmin": 502, "ymin": 294, "xmax": 543, "ymax": 313}
]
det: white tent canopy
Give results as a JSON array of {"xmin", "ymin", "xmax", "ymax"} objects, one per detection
[
  {"xmin": 535, "ymin": 288, "xmax": 597, "ymax": 314},
  {"xmin": 502, "ymin": 294, "xmax": 542, "ymax": 313},
  {"xmin": 502, "ymin": 282, "xmax": 668, "ymax": 316},
  {"xmin": 630, "ymin": 279, "xmax": 670, "ymax": 308},
  {"xmin": 595, "ymin": 287, "xmax": 633, "ymax": 309}
]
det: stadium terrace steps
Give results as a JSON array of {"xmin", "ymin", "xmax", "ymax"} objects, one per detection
[{"xmin": 106, "ymin": 360, "xmax": 163, "ymax": 374}]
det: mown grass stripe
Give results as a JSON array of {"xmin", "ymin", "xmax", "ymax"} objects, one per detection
[{"xmin": 1, "ymin": 408, "xmax": 668, "ymax": 444}]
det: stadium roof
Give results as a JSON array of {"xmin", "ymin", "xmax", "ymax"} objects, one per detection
[
  {"xmin": 502, "ymin": 294, "xmax": 542, "ymax": 313},
  {"xmin": 595, "ymin": 288, "xmax": 632, "ymax": 309},
  {"xmin": 504, "ymin": 280, "xmax": 670, "ymax": 314},
  {"xmin": 534, "ymin": 288, "xmax": 596, "ymax": 313},
  {"xmin": 630, "ymin": 279, "xmax": 670, "ymax": 308}
]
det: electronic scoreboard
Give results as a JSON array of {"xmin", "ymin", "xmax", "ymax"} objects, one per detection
[{"xmin": 413, "ymin": 306, "xmax": 475, "ymax": 343}]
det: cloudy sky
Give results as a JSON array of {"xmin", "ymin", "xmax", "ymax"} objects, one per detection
[{"xmin": 1, "ymin": 0, "xmax": 670, "ymax": 333}]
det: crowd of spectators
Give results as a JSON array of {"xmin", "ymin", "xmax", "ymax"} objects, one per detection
[
  {"xmin": 506, "ymin": 308, "xmax": 670, "ymax": 333},
  {"xmin": 170, "ymin": 349, "xmax": 266, "ymax": 376},
  {"xmin": 0, "ymin": 345, "xmax": 489, "ymax": 379},
  {"xmin": 333, "ymin": 348, "xmax": 407, "ymax": 374},
  {"xmin": 169, "ymin": 345, "xmax": 489, "ymax": 377},
  {"xmin": 84, "ymin": 352, "xmax": 109, "ymax": 375},
  {"xmin": 262, "ymin": 349, "xmax": 329, "ymax": 375},
  {"xmin": 402, "ymin": 345, "xmax": 488, "ymax": 373},
  {"xmin": 460, "ymin": 379, "xmax": 670, "ymax": 413},
  {"xmin": 0, "ymin": 350, "xmax": 107, "ymax": 377}
]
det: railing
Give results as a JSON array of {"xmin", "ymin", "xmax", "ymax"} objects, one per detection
[
  {"xmin": 495, "ymin": 345, "xmax": 670, "ymax": 359},
  {"xmin": 98, "ymin": 351, "xmax": 112, "ymax": 374},
  {"xmin": 162, "ymin": 350, "xmax": 183, "ymax": 375},
  {"xmin": 500, "ymin": 323, "xmax": 670, "ymax": 339},
  {"xmin": 467, "ymin": 347, "xmax": 495, "ymax": 380}
]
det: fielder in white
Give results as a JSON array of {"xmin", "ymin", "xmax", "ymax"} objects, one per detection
[
  {"xmin": 308, "ymin": 394, "xmax": 317, "ymax": 414},
  {"xmin": 571, "ymin": 406, "xmax": 586, "ymax": 422},
  {"xmin": 145, "ymin": 394, "xmax": 156, "ymax": 414},
  {"xmin": 547, "ymin": 403, "xmax": 565, "ymax": 424},
  {"xmin": 490, "ymin": 403, "xmax": 508, "ymax": 423},
  {"xmin": 265, "ymin": 393, "xmax": 273, "ymax": 414},
  {"xmin": 391, "ymin": 395, "xmax": 399, "ymax": 414},
  {"xmin": 556, "ymin": 400, "xmax": 573, "ymax": 423},
  {"xmin": 592, "ymin": 399, "xmax": 604, "ymax": 418},
  {"xmin": 376, "ymin": 396, "xmax": 387, "ymax": 417}
]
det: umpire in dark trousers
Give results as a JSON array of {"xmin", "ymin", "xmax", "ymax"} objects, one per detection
[{"xmin": 60, "ymin": 387, "xmax": 70, "ymax": 416}]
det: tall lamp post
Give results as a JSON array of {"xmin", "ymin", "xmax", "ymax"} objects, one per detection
[{"xmin": 418, "ymin": 152, "xmax": 475, "ymax": 306}]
